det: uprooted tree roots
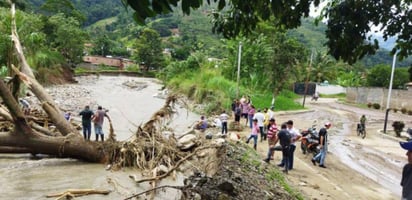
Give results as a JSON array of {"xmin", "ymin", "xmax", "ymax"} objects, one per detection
[{"xmin": 107, "ymin": 94, "xmax": 221, "ymax": 180}]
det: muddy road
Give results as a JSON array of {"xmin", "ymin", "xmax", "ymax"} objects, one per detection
[{"xmin": 269, "ymin": 98, "xmax": 411, "ymax": 200}]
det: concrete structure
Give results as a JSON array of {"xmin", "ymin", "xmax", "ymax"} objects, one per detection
[
  {"xmin": 316, "ymin": 84, "xmax": 346, "ymax": 95},
  {"xmin": 346, "ymin": 87, "xmax": 412, "ymax": 110},
  {"xmin": 83, "ymin": 56, "xmax": 135, "ymax": 70}
]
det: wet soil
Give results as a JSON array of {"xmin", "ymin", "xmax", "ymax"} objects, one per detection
[{"xmin": 237, "ymin": 98, "xmax": 411, "ymax": 200}]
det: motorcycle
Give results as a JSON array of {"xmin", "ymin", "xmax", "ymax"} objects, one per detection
[
  {"xmin": 301, "ymin": 126, "xmax": 320, "ymax": 156},
  {"xmin": 311, "ymin": 92, "xmax": 319, "ymax": 101},
  {"xmin": 356, "ymin": 123, "xmax": 366, "ymax": 139}
]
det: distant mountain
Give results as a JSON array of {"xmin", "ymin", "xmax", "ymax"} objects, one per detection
[
  {"xmin": 26, "ymin": 0, "xmax": 122, "ymax": 26},
  {"xmin": 374, "ymin": 35, "xmax": 397, "ymax": 50},
  {"xmin": 21, "ymin": 1, "xmax": 412, "ymax": 67}
]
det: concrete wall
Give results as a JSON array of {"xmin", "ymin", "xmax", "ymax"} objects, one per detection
[
  {"xmin": 346, "ymin": 87, "xmax": 412, "ymax": 110},
  {"xmin": 316, "ymin": 85, "xmax": 346, "ymax": 95}
]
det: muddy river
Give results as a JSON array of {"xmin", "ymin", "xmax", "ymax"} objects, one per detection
[{"xmin": 0, "ymin": 75, "xmax": 200, "ymax": 200}]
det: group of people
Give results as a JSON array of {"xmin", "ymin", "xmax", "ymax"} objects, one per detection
[
  {"xmin": 229, "ymin": 95, "xmax": 332, "ymax": 173},
  {"xmin": 79, "ymin": 105, "xmax": 110, "ymax": 141},
  {"xmin": 260, "ymin": 119, "xmax": 305, "ymax": 173}
]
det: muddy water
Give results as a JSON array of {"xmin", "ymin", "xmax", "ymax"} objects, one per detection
[{"xmin": 0, "ymin": 75, "xmax": 199, "ymax": 200}]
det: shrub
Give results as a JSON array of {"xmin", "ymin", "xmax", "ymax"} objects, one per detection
[
  {"xmin": 372, "ymin": 103, "xmax": 380, "ymax": 109},
  {"xmin": 367, "ymin": 102, "xmax": 372, "ymax": 108},
  {"xmin": 401, "ymin": 108, "xmax": 407, "ymax": 114},
  {"xmin": 408, "ymin": 110, "xmax": 412, "ymax": 115},
  {"xmin": 393, "ymin": 108, "xmax": 398, "ymax": 113},
  {"xmin": 392, "ymin": 121, "xmax": 405, "ymax": 137}
]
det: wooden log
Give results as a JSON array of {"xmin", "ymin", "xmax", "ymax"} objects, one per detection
[{"xmin": 46, "ymin": 189, "xmax": 111, "ymax": 198}]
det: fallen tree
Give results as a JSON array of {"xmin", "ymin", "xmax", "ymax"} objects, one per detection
[{"xmin": 0, "ymin": 3, "xmax": 222, "ymax": 199}]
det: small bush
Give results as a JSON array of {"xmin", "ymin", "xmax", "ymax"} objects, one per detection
[
  {"xmin": 392, "ymin": 121, "xmax": 405, "ymax": 137},
  {"xmin": 408, "ymin": 110, "xmax": 412, "ymax": 115},
  {"xmin": 401, "ymin": 108, "xmax": 407, "ymax": 114},
  {"xmin": 367, "ymin": 102, "xmax": 372, "ymax": 108},
  {"xmin": 393, "ymin": 108, "xmax": 398, "ymax": 113},
  {"xmin": 372, "ymin": 103, "xmax": 381, "ymax": 109}
]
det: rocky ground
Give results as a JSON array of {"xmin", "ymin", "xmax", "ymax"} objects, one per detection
[{"xmin": 182, "ymin": 141, "xmax": 295, "ymax": 200}]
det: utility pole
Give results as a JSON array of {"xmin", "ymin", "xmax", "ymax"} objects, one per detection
[
  {"xmin": 302, "ymin": 49, "xmax": 315, "ymax": 107},
  {"xmin": 383, "ymin": 51, "xmax": 398, "ymax": 133},
  {"xmin": 236, "ymin": 42, "xmax": 242, "ymax": 99}
]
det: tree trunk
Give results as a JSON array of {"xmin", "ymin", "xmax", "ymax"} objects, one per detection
[
  {"xmin": 10, "ymin": 1, "xmax": 75, "ymax": 136},
  {"xmin": 0, "ymin": 131, "xmax": 108, "ymax": 162},
  {"xmin": 0, "ymin": 2, "xmax": 113, "ymax": 163}
]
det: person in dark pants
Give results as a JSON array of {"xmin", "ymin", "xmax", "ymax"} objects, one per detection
[
  {"xmin": 79, "ymin": 105, "xmax": 94, "ymax": 140},
  {"xmin": 285, "ymin": 120, "xmax": 301, "ymax": 170},
  {"xmin": 266, "ymin": 123, "xmax": 291, "ymax": 173},
  {"xmin": 400, "ymin": 140, "xmax": 412, "ymax": 200},
  {"xmin": 220, "ymin": 110, "xmax": 229, "ymax": 135},
  {"xmin": 312, "ymin": 122, "xmax": 331, "ymax": 168}
]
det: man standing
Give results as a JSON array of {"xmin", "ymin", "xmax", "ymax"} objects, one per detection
[
  {"xmin": 267, "ymin": 106, "xmax": 275, "ymax": 120},
  {"xmin": 93, "ymin": 106, "xmax": 110, "ymax": 141},
  {"xmin": 272, "ymin": 123, "xmax": 291, "ymax": 173},
  {"xmin": 284, "ymin": 120, "xmax": 301, "ymax": 170},
  {"xmin": 400, "ymin": 140, "xmax": 412, "ymax": 200},
  {"xmin": 253, "ymin": 109, "xmax": 265, "ymax": 141},
  {"xmin": 220, "ymin": 110, "xmax": 229, "ymax": 135},
  {"xmin": 312, "ymin": 122, "xmax": 332, "ymax": 168},
  {"xmin": 263, "ymin": 118, "xmax": 278, "ymax": 162},
  {"xmin": 360, "ymin": 115, "xmax": 367, "ymax": 130},
  {"xmin": 79, "ymin": 105, "xmax": 94, "ymax": 140}
]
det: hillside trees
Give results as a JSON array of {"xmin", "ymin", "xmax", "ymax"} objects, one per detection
[
  {"xmin": 45, "ymin": 13, "xmax": 88, "ymax": 66},
  {"xmin": 132, "ymin": 28, "xmax": 165, "ymax": 70},
  {"xmin": 366, "ymin": 65, "xmax": 409, "ymax": 89},
  {"xmin": 223, "ymin": 29, "xmax": 307, "ymax": 94},
  {"xmin": 39, "ymin": 0, "xmax": 86, "ymax": 24},
  {"xmin": 121, "ymin": 0, "xmax": 412, "ymax": 64},
  {"xmin": 310, "ymin": 51, "xmax": 337, "ymax": 83}
]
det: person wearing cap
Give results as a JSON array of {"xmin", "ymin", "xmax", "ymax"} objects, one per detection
[
  {"xmin": 312, "ymin": 122, "xmax": 331, "ymax": 168},
  {"xmin": 246, "ymin": 118, "xmax": 260, "ymax": 150},
  {"xmin": 400, "ymin": 141, "xmax": 412, "ymax": 200}
]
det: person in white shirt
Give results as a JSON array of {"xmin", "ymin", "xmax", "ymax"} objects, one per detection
[
  {"xmin": 267, "ymin": 106, "xmax": 275, "ymax": 120},
  {"xmin": 253, "ymin": 109, "xmax": 265, "ymax": 142},
  {"xmin": 219, "ymin": 110, "xmax": 229, "ymax": 135},
  {"xmin": 278, "ymin": 120, "xmax": 301, "ymax": 170}
]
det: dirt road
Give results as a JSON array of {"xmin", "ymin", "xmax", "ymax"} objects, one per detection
[{"xmin": 240, "ymin": 98, "xmax": 411, "ymax": 200}]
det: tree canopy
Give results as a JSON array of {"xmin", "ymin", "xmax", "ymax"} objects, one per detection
[{"xmin": 122, "ymin": 0, "xmax": 412, "ymax": 64}]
